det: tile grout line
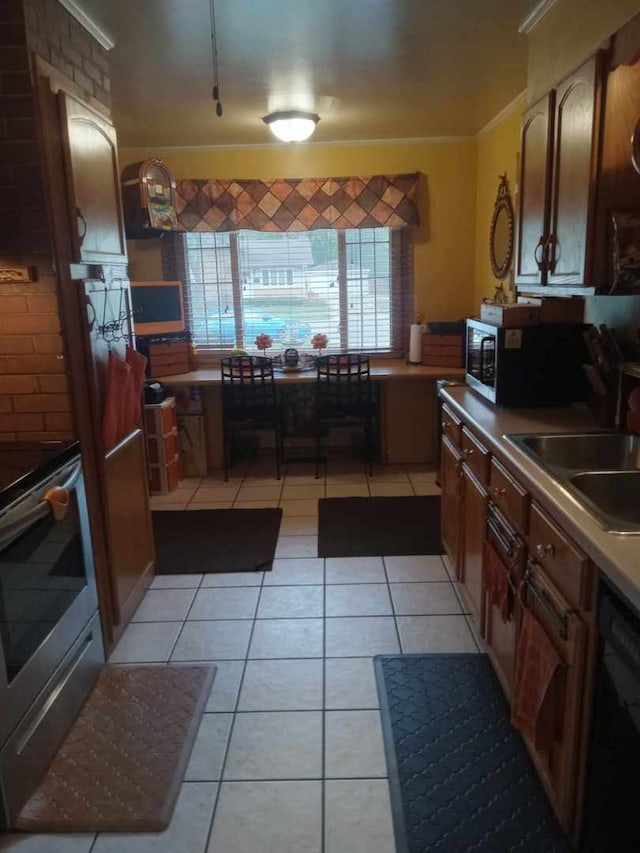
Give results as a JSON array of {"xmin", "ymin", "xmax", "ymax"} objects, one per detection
[
  {"xmin": 164, "ymin": 572, "xmax": 207, "ymax": 664},
  {"xmin": 202, "ymin": 566, "xmax": 266, "ymax": 852},
  {"xmin": 382, "ymin": 556, "xmax": 404, "ymax": 654}
]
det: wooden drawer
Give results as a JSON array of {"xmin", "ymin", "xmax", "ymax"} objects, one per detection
[
  {"xmin": 148, "ymin": 341, "xmax": 190, "ymax": 357},
  {"xmin": 144, "ymin": 399, "xmax": 177, "ymax": 436},
  {"xmin": 149, "ymin": 453, "xmax": 181, "ymax": 493},
  {"xmin": 441, "ymin": 404, "xmax": 462, "ymax": 448},
  {"xmin": 529, "ymin": 502, "xmax": 594, "ymax": 610},
  {"xmin": 147, "ymin": 429, "xmax": 178, "ymax": 464},
  {"xmin": 489, "ymin": 458, "xmax": 529, "ymax": 533},
  {"xmin": 461, "ymin": 426, "xmax": 490, "ymax": 486}
]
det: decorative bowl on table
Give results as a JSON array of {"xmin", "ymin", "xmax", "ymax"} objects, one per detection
[{"xmin": 271, "ymin": 349, "xmax": 317, "ymax": 373}]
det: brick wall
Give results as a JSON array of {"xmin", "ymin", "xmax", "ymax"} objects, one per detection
[{"xmin": 0, "ymin": 0, "xmax": 112, "ymax": 441}]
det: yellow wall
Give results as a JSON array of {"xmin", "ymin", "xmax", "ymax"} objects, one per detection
[
  {"xmin": 122, "ymin": 140, "xmax": 478, "ymax": 323},
  {"xmin": 528, "ymin": 0, "xmax": 640, "ymax": 101},
  {"xmin": 473, "ymin": 102, "xmax": 523, "ymax": 308}
]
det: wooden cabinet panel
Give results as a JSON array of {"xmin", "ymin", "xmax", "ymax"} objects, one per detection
[
  {"xmin": 485, "ymin": 584, "xmax": 519, "ymax": 698},
  {"xmin": 461, "ymin": 427, "xmax": 490, "ymax": 487},
  {"xmin": 104, "ymin": 429, "xmax": 155, "ymax": 628},
  {"xmin": 59, "ymin": 92, "xmax": 127, "ymax": 264},
  {"xmin": 441, "ymin": 436, "xmax": 462, "ymax": 576},
  {"xmin": 489, "ymin": 457, "xmax": 529, "ymax": 533},
  {"xmin": 515, "ymin": 93, "xmax": 554, "ymax": 287},
  {"xmin": 460, "ymin": 465, "xmax": 488, "ymax": 628},
  {"xmin": 441, "ymin": 404, "xmax": 462, "ymax": 449},
  {"xmin": 547, "ymin": 55, "xmax": 602, "ymax": 286},
  {"xmin": 529, "ymin": 502, "xmax": 594, "ymax": 610}
]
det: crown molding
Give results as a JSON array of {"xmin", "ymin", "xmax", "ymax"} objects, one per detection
[
  {"xmin": 120, "ymin": 134, "xmax": 476, "ymax": 154},
  {"xmin": 518, "ymin": 0, "xmax": 560, "ymax": 34},
  {"xmin": 477, "ymin": 89, "xmax": 528, "ymax": 139},
  {"xmin": 58, "ymin": 0, "xmax": 115, "ymax": 50}
]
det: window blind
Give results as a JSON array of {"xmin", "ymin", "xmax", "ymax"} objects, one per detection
[{"xmin": 164, "ymin": 227, "xmax": 413, "ymax": 354}]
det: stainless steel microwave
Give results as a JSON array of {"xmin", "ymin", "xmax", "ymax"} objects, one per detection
[{"xmin": 465, "ymin": 318, "xmax": 588, "ymax": 407}]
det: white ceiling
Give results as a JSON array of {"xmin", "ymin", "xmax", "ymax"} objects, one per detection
[{"xmin": 80, "ymin": 0, "xmax": 536, "ymax": 148}]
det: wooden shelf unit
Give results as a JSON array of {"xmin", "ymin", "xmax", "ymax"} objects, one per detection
[{"xmin": 143, "ymin": 396, "xmax": 181, "ymax": 493}]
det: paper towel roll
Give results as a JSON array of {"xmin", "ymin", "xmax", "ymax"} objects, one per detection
[{"xmin": 409, "ymin": 324, "xmax": 426, "ymax": 363}]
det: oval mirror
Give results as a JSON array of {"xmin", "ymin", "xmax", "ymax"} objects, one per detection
[{"xmin": 489, "ymin": 174, "xmax": 515, "ymax": 279}]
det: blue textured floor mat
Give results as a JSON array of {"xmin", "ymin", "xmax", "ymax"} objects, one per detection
[{"xmin": 375, "ymin": 654, "xmax": 570, "ymax": 853}]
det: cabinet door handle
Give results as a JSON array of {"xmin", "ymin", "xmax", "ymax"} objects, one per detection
[
  {"xmin": 492, "ymin": 487, "xmax": 506, "ymax": 499},
  {"xmin": 534, "ymin": 543, "xmax": 555, "ymax": 561},
  {"xmin": 462, "ymin": 448, "xmax": 474, "ymax": 459},
  {"xmin": 442, "ymin": 420, "xmax": 451, "ymax": 431},
  {"xmin": 534, "ymin": 236, "xmax": 546, "ymax": 271},
  {"xmin": 76, "ymin": 206, "xmax": 87, "ymax": 246}
]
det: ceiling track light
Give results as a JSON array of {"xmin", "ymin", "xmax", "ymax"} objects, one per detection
[
  {"xmin": 210, "ymin": 0, "xmax": 223, "ymax": 117},
  {"xmin": 262, "ymin": 110, "xmax": 320, "ymax": 143}
]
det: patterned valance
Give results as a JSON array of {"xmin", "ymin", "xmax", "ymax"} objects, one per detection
[{"xmin": 174, "ymin": 173, "xmax": 419, "ymax": 233}]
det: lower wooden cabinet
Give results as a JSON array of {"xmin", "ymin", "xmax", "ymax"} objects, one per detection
[
  {"xmin": 440, "ymin": 436, "xmax": 463, "ymax": 574},
  {"xmin": 459, "ymin": 464, "xmax": 488, "ymax": 628},
  {"xmin": 438, "ymin": 404, "xmax": 598, "ymax": 845},
  {"xmin": 516, "ymin": 562, "xmax": 589, "ymax": 836}
]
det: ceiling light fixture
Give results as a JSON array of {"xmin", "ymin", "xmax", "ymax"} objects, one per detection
[
  {"xmin": 209, "ymin": 0, "xmax": 223, "ymax": 116},
  {"xmin": 262, "ymin": 110, "xmax": 320, "ymax": 143}
]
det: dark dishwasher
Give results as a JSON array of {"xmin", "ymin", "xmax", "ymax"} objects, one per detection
[{"xmin": 582, "ymin": 580, "xmax": 640, "ymax": 852}]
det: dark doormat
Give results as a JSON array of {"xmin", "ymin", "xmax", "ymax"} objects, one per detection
[
  {"xmin": 374, "ymin": 654, "xmax": 570, "ymax": 853},
  {"xmin": 152, "ymin": 508, "xmax": 282, "ymax": 574},
  {"xmin": 17, "ymin": 664, "xmax": 215, "ymax": 832},
  {"xmin": 318, "ymin": 496, "xmax": 442, "ymax": 557}
]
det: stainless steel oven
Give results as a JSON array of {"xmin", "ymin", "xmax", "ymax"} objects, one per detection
[
  {"xmin": 0, "ymin": 445, "xmax": 104, "ymax": 826},
  {"xmin": 466, "ymin": 318, "xmax": 588, "ymax": 407}
]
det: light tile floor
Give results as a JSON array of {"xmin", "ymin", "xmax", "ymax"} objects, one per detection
[{"xmin": 0, "ymin": 460, "xmax": 481, "ymax": 853}]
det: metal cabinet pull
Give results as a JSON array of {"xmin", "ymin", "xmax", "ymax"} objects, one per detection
[
  {"xmin": 492, "ymin": 487, "xmax": 506, "ymax": 499},
  {"xmin": 534, "ymin": 543, "xmax": 555, "ymax": 561},
  {"xmin": 544, "ymin": 234, "xmax": 556, "ymax": 273},
  {"xmin": 534, "ymin": 236, "xmax": 546, "ymax": 271},
  {"xmin": 76, "ymin": 207, "xmax": 87, "ymax": 245},
  {"xmin": 524, "ymin": 567, "xmax": 568, "ymax": 640}
]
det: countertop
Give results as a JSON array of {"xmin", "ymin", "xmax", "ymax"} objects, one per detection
[
  {"xmin": 440, "ymin": 385, "xmax": 640, "ymax": 611},
  {"xmin": 157, "ymin": 360, "xmax": 467, "ymax": 386}
]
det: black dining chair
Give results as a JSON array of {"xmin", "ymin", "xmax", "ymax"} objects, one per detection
[
  {"xmin": 220, "ymin": 356, "xmax": 283, "ymax": 481},
  {"xmin": 314, "ymin": 353, "xmax": 374, "ymax": 479}
]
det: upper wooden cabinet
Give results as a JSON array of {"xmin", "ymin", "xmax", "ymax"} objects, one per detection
[
  {"xmin": 59, "ymin": 92, "xmax": 127, "ymax": 265},
  {"xmin": 515, "ymin": 55, "xmax": 603, "ymax": 289},
  {"xmin": 515, "ymin": 93, "xmax": 554, "ymax": 287},
  {"xmin": 547, "ymin": 56, "xmax": 603, "ymax": 286}
]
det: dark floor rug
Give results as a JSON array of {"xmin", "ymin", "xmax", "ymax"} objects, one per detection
[
  {"xmin": 375, "ymin": 654, "xmax": 570, "ymax": 853},
  {"xmin": 318, "ymin": 496, "xmax": 442, "ymax": 557},
  {"xmin": 152, "ymin": 508, "xmax": 282, "ymax": 574}
]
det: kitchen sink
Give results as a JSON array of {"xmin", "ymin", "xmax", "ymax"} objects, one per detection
[
  {"xmin": 569, "ymin": 471, "xmax": 640, "ymax": 533},
  {"xmin": 512, "ymin": 432, "xmax": 640, "ymax": 471},
  {"xmin": 506, "ymin": 432, "xmax": 640, "ymax": 534}
]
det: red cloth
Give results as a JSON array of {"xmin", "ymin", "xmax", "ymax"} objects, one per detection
[
  {"xmin": 512, "ymin": 608, "xmax": 564, "ymax": 753},
  {"xmin": 123, "ymin": 346, "xmax": 147, "ymax": 434},
  {"xmin": 483, "ymin": 540, "xmax": 512, "ymax": 622},
  {"xmin": 102, "ymin": 353, "xmax": 131, "ymax": 451}
]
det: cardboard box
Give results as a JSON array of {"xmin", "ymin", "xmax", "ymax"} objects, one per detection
[
  {"xmin": 480, "ymin": 303, "xmax": 541, "ymax": 326},
  {"xmin": 517, "ymin": 296, "xmax": 584, "ymax": 324}
]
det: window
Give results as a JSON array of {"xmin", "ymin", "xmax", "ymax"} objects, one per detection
[{"xmin": 167, "ymin": 227, "xmax": 412, "ymax": 353}]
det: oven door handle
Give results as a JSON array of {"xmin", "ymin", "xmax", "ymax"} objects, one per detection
[
  {"xmin": 0, "ymin": 462, "xmax": 80, "ymax": 549},
  {"xmin": 0, "ymin": 501, "xmax": 51, "ymax": 551}
]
